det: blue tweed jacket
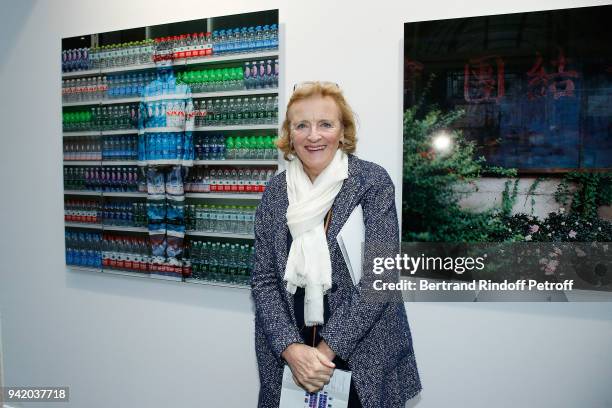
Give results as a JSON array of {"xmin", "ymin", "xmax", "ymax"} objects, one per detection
[{"xmin": 251, "ymin": 153, "xmax": 422, "ymax": 407}]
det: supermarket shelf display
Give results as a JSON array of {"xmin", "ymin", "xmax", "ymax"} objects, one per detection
[{"xmin": 63, "ymin": 10, "xmax": 280, "ymax": 289}]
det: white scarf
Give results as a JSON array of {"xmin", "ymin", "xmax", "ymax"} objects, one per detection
[{"xmin": 284, "ymin": 149, "xmax": 349, "ymax": 326}]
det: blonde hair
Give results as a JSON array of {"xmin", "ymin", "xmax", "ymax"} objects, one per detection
[{"xmin": 276, "ymin": 82, "xmax": 357, "ymax": 160}]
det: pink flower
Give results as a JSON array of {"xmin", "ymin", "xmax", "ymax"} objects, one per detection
[
  {"xmin": 529, "ymin": 224, "xmax": 540, "ymax": 234},
  {"xmin": 568, "ymin": 230, "xmax": 577, "ymax": 239},
  {"xmin": 544, "ymin": 259, "xmax": 559, "ymax": 275}
]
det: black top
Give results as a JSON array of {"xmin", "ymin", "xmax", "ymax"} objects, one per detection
[{"xmin": 287, "ymin": 213, "xmax": 348, "ymax": 371}]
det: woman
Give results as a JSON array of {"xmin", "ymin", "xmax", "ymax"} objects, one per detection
[{"xmin": 251, "ymin": 82, "xmax": 421, "ymax": 407}]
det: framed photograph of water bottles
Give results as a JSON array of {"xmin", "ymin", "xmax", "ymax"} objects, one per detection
[{"xmin": 62, "ymin": 9, "xmax": 280, "ymax": 289}]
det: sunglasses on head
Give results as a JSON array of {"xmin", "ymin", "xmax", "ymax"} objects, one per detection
[{"xmin": 293, "ymin": 81, "xmax": 340, "ymax": 91}]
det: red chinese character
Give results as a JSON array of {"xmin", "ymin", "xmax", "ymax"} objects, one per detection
[
  {"xmin": 527, "ymin": 49, "xmax": 579, "ymax": 100},
  {"xmin": 464, "ymin": 56, "xmax": 505, "ymax": 103},
  {"xmin": 549, "ymin": 49, "xmax": 579, "ymax": 99},
  {"xmin": 527, "ymin": 52, "xmax": 548, "ymax": 99}
]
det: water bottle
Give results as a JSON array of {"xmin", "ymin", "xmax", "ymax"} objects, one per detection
[
  {"xmin": 217, "ymin": 244, "xmax": 229, "ymax": 282},
  {"xmin": 238, "ymin": 136, "xmax": 251, "ymax": 160},
  {"xmin": 270, "ymin": 24, "xmax": 278, "ymax": 49},
  {"xmin": 225, "ymin": 205, "xmax": 235, "ymax": 234},
  {"xmin": 61, "ymin": 50, "xmax": 67, "ymax": 72},
  {"xmin": 233, "ymin": 28, "xmax": 242, "ymax": 54},
  {"xmin": 254, "ymin": 26, "xmax": 263, "ymax": 51},
  {"xmin": 225, "ymin": 136, "xmax": 235, "ymax": 160},
  {"xmin": 209, "ymin": 135, "xmax": 218, "ymax": 160},
  {"xmin": 218, "ymin": 135, "xmax": 226, "ymax": 159},
  {"xmin": 257, "ymin": 61, "xmax": 266, "ymax": 89},
  {"xmin": 265, "ymin": 136, "xmax": 275, "ymax": 159},
  {"xmin": 211, "ymin": 31, "xmax": 219, "ymax": 55},
  {"xmin": 264, "ymin": 96, "xmax": 274, "ymax": 124},
  {"xmin": 261, "ymin": 25, "xmax": 271, "ymax": 50},
  {"xmin": 272, "ymin": 96, "xmax": 279, "ymax": 124},
  {"xmin": 257, "ymin": 97, "xmax": 266, "ymax": 124},
  {"xmin": 236, "ymin": 137, "xmax": 246, "ymax": 159},
  {"xmin": 225, "ymin": 29, "xmax": 235, "ymax": 54},
  {"xmin": 248, "ymin": 137, "xmax": 258, "ymax": 159},
  {"xmin": 240, "ymin": 98, "xmax": 250, "ymax": 125},
  {"xmin": 249, "ymin": 61, "xmax": 258, "ymax": 89},
  {"xmin": 232, "ymin": 67, "xmax": 242, "ymax": 90},
  {"xmin": 226, "ymin": 207, "xmax": 235, "ymax": 234},
  {"xmin": 250, "ymin": 97, "xmax": 258, "ymax": 124},
  {"xmin": 264, "ymin": 60, "xmax": 273, "ymax": 88},
  {"xmin": 242, "ymin": 27, "xmax": 253, "ymax": 52},
  {"xmin": 255, "ymin": 136, "xmax": 264, "ymax": 159},
  {"xmin": 246, "ymin": 206, "xmax": 255, "ymax": 234},
  {"xmin": 240, "ymin": 99, "xmax": 249, "ymax": 125},
  {"xmin": 193, "ymin": 101, "xmax": 201, "ymax": 127},
  {"xmin": 235, "ymin": 27, "xmax": 246, "ymax": 54},
  {"xmin": 205, "ymin": 205, "xmax": 215, "ymax": 232},
  {"xmin": 219, "ymin": 99, "xmax": 228, "ymax": 126}
]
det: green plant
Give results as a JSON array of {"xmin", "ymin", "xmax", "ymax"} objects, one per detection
[
  {"xmin": 524, "ymin": 177, "xmax": 544, "ymax": 215},
  {"xmin": 402, "ymin": 75, "xmax": 611, "ymax": 243},
  {"xmin": 402, "ymin": 79, "xmax": 517, "ymax": 243},
  {"xmin": 555, "ymin": 172, "xmax": 612, "ymax": 220},
  {"xmin": 501, "ymin": 179, "xmax": 519, "ymax": 217},
  {"xmin": 494, "ymin": 211, "xmax": 612, "ymax": 242}
]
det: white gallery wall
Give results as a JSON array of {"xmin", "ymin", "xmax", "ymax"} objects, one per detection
[{"xmin": 1, "ymin": 0, "xmax": 611, "ymax": 407}]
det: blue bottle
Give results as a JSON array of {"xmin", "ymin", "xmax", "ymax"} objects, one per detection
[
  {"xmin": 211, "ymin": 30, "xmax": 219, "ymax": 54},
  {"xmin": 218, "ymin": 135, "xmax": 226, "ymax": 160},
  {"xmin": 138, "ymin": 134, "xmax": 146, "ymax": 161},
  {"xmin": 153, "ymin": 133, "xmax": 160, "ymax": 160},
  {"xmin": 239, "ymin": 27, "xmax": 248, "ymax": 53},
  {"xmin": 246, "ymin": 27, "xmax": 256, "ymax": 52},
  {"xmin": 262, "ymin": 25, "xmax": 271, "ymax": 50},
  {"xmin": 203, "ymin": 135, "xmax": 211, "ymax": 160},
  {"xmin": 270, "ymin": 24, "xmax": 278, "ymax": 49},
  {"xmin": 177, "ymin": 133, "xmax": 185, "ymax": 160},
  {"xmin": 162, "ymin": 133, "xmax": 168, "ymax": 160},
  {"xmin": 254, "ymin": 26, "xmax": 263, "ymax": 51},
  {"xmin": 184, "ymin": 131, "xmax": 193, "ymax": 161},
  {"xmin": 169, "ymin": 133, "xmax": 176, "ymax": 159},
  {"xmin": 218, "ymin": 30, "xmax": 226, "ymax": 54}
]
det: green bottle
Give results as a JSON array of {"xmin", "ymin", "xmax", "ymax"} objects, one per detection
[
  {"xmin": 221, "ymin": 68, "xmax": 230, "ymax": 90},
  {"xmin": 243, "ymin": 136, "xmax": 252, "ymax": 159},
  {"xmin": 193, "ymin": 70, "xmax": 203, "ymax": 93},
  {"xmin": 266, "ymin": 136, "xmax": 276, "ymax": 159},
  {"xmin": 213, "ymin": 69, "xmax": 222, "ymax": 91},
  {"xmin": 226, "ymin": 136, "xmax": 235, "ymax": 160},
  {"xmin": 232, "ymin": 136, "xmax": 241, "ymax": 159},
  {"xmin": 201, "ymin": 69, "xmax": 210, "ymax": 92},
  {"xmin": 256, "ymin": 136, "xmax": 265, "ymax": 159}
]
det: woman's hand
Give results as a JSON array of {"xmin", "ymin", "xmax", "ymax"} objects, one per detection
[
  {"xmin": 316, "ymin": 340, "xmax": 336, "ymax": 362},
  {"xmin": 282, "ymin": 343, "xmax": 335, "ymax": 393}
]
